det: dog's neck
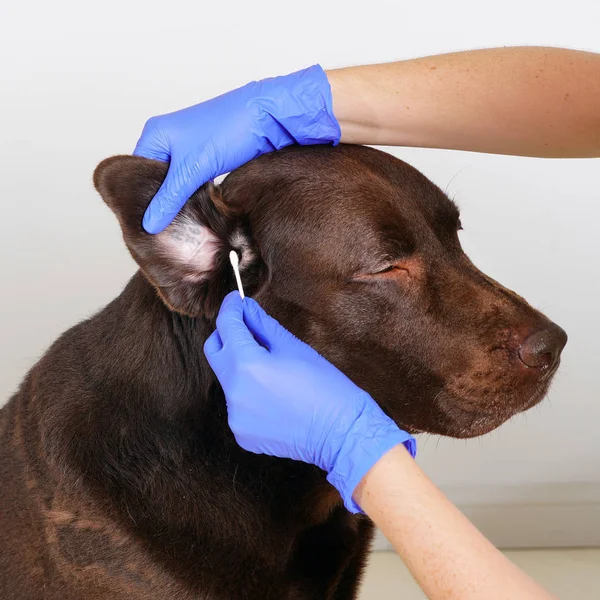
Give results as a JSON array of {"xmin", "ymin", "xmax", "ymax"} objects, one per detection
[{"xmin": 100, "ymin": 271, "xmax": 217, "ymax": 412}]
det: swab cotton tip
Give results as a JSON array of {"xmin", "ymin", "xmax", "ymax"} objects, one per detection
[{"xmin": 229, "ymin": 251, "xmax": 245, "ymax": 300}]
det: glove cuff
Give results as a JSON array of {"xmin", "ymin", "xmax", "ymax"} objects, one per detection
[
  {"xmin": 326, "ymin": 397, "xmax": 416, "ymax": 514},
  {"xmin": 257, "ymin": 64, "xmax": 342, "ymax": 147}
]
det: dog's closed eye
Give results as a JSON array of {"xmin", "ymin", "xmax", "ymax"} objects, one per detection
[
  {"xmin": 373, "ymin": 264, "xmax": 409, "ymax": 277},
  {"xmin": 351, "ymin": 263, "xmax": 411, "ymax": 282}
]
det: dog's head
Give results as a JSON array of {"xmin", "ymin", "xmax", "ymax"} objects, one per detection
[{"xmin": 94, "ymin": 145, "xmax": 566, "ymax": 438}]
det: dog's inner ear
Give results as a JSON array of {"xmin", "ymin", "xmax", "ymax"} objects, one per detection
[{"xmin": 93, "ymin": 155, "xmax": 243, "ymax": 318}]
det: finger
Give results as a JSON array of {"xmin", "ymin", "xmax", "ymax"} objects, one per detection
[
  {"xmin": 215, "ymin": 292, "xmax": 266, "ymax": 354},
  {"xmin": 242, "ymin": 298, "xmax": 299, "ymax": 352},
  {"xmin": 142, "ymin": 153, "xmax": 213, "ymax": 234},
  {"xmin": 204, "ymin": 330, "xmax": 226, "ymax": 375},
  {"xmin": 203, "ymin": 329, "xmax": 223, "ymax": 357}
]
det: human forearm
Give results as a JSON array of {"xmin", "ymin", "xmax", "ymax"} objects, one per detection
[
  {"xmin": 328, "ymin": 46, "xmax": 600, "ymax": 157},
  {"xmin": 354, "ymin": 445, "xmax": 557, "ymax": 600}
]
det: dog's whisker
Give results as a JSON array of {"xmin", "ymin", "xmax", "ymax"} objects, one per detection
[{"xmin": 444, "ymin": 166, "xmax": 470, "ymax": 195}]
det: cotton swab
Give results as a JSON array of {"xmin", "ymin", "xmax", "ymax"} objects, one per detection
[{"xmin": 229, "ymin": 251, "xmax": 245, "ymax": 300}]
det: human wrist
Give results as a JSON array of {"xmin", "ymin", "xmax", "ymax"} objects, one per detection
[
  {"xmin": 325, "ymin": 68, "xmax": 352, "ymax": 141},
  {"xmin": 352, "ymin": 443, "xmax": 417, "ymax": 515},
  {"xmin": 326, "ymin": 394, "xmax": 416, "ymax": 514},
  {"xmin": 326, "ymin": 67, "xmax": 377, "ymax": 145}
]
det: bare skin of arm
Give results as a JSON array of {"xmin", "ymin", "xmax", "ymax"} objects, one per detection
[
  {"xmin": 327, "ymin": 46, "xmax": 600, "ymax": 158},
  {"xmin": 354, "ymin": 445, "xmax": 557, "ymax": 600}
]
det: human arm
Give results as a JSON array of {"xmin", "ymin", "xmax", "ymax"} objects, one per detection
[
  {"xmin": 355, "ymin": 444, "xmax": 557, "ymax": 600},
  {"xmin": 134, "ymin": 46, "xmax": 599, "ymax": 233},
  {"xmin": 328, "ymin": 46, "xmax": 600, "ymax": 158},
  {"xmin": 204, "ymin": 293, "xmax": 557, "ymax": 600}
]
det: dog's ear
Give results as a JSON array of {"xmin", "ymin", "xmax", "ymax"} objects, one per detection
[{"xmin": 93, "ymin": 155, "xmax": 261, "ymax": 318}]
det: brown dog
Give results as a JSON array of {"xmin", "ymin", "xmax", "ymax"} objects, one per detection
[{"xmin": 0, "ymin": 145, "xmax": 566, "ymax": 599}]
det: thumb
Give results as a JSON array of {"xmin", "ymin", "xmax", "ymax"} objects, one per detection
[
  {"xmin": 205, "ymin": 293, "xmax": 268, "ymax": 377},
  {"xmin": 216, "ymin": 293, "xmax": 267, "ymax": 356},
  {"xmin": 203, "ymin": 330, "xmax": 228, "ymax": 378},
  {"xmin": 203, "ymin": 329, "xmax": 223, "ymax": 358},
  {"xmin": 142, "ymin": 151, "xmax": 214, "ymax": 234},
  {"xmin": 242, "ymin": 298, "xmax": 300, "ymax": 352}
]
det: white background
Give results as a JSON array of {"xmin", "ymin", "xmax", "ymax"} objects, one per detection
[{"xmin": 1, "ymin": 0, "xmax": 599, "ymax": 528}]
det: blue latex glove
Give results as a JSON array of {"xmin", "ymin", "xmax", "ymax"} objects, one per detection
[
  {"xmin": 204, "ymin": 292, "xmax": 416, "ymax": 513},
  {"xmin": 133, "ymin": 65, "xmax": 340, "ymax": 233}
]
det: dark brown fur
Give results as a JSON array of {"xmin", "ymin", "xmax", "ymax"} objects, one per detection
[{"xmin": 0, "ymin": 145, "xmax": 566, "ymax": 598}]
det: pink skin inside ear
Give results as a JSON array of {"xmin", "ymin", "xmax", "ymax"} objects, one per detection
[{"xmin": 156, "ymin": 215, "xmax": 221, "ymax": 283}]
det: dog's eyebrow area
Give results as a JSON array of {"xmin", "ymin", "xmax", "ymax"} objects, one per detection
[
  {"xmin": 345, "ymin": 230, "xmax": 418, "ymax": 279},
  {"xmin": 430, "ymin": 196, "xmax": 462, "ymax": 232}
]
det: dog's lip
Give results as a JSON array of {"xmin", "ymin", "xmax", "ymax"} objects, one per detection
[
  {"xmin": 516, "ymin": 375, "xmax": 557, "ymax": 412},
  {"xmin": 420, "ymin": 375, "xmax": 556, "ymax": 437},
  {"xmin": 433, "ymin": 383, "xmax": 551, "ymax": 421},
  {"xmin": 393, "ymin": 355, "xmax": 562, "ymax": 438},
  {"xmin": 396, "ymin": 381, "xmax": 553, "ymax": 438},
  {"xmin": 407, "ymin": 412, "xmax": 511, "ymax": 439},
  {"xmin": 439, "ymin": 399, "xmax": 514, "ymax": 420}
]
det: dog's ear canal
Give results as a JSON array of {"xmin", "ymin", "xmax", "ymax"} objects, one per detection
[{"xmin": 93, "ymin": 155, "xmax": 260, "ymax": 318}]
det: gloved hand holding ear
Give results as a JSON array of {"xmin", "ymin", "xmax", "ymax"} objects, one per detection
[
  {"xmin": 134, "ymin": 65, "xmax": 340, "ymax": 234},
  {"xmin": 204, "ymin": 292, "xmax": 416, "ymax": 513}
]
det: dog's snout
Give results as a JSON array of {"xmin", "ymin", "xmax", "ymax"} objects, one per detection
[{"xmin": 518, "ymin": 326, "xmax": 567, "ymax": 371}]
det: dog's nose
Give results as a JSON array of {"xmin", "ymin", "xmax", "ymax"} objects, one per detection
[{"xmin": 518, "ymin": 326, "xmax": 567, "ymax": 371}]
